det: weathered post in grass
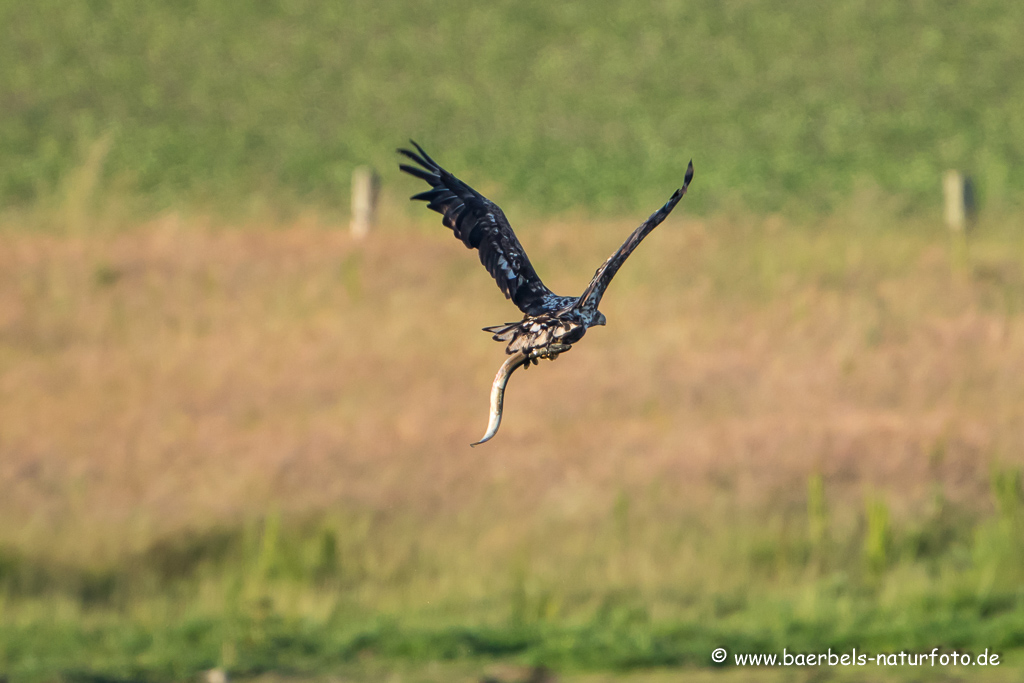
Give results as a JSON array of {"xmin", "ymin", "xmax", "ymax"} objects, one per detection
[
  {"xmin": 943, "ymin": 170, "xmax": 975, "ymax": 233},
  {"xmin": 350, "ymin": 166, "xmax": 379, "ymax": 239},
  {"xmin": 944, "ymin": 170, "xmax": 974, "ymax": 272}
]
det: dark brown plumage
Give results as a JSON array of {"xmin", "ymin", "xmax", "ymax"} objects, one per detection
[{"xmin": 399, "ymin": 141, "xmax": 693, "ymax": 444}]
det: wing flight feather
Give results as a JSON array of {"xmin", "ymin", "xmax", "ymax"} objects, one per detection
[
  {"xmin": 398, "ymin": 142, "xmax": 558, "ymax": 315},
  {"xmin": 576, "ymin": 161, "xmax": 694, "ymax": 315}
]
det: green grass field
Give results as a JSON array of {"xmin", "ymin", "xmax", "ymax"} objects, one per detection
[{"xmin": 3, "ymin": 0, "xmax": 1024, "ymax": 216}]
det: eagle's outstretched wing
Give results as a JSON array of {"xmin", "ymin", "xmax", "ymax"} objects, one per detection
[
  {"xmin": 576, "ymin": 161, "xmax": 694, "ymax": 316},
  {"xmin": 399, "ymin": 141, "xmax": 561, "ymax": 315}
]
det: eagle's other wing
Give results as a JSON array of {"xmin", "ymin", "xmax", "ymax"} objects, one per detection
[
  {"xmin": 576, "ymin": 161, "xmax": 694, "ymax": 316},
  {"xmin": 399, "ymin": 141, "xmax": 559, "ymax": 315}
]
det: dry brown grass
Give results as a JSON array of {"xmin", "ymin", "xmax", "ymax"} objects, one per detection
[{"xmin": 1, "ymin": 208, "xmax": 1023, "ymax": 574}]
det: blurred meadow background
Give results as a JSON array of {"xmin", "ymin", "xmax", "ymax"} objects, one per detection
[{"xmin": 3, "ymin": 1, "xmax": 1024, "ymax": 681}]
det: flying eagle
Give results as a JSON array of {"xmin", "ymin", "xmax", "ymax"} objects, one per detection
[{"xmin": 399, "ymin": 142, "xmax": 694, "ymax": 445}]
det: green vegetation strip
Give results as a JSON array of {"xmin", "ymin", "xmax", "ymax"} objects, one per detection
[
  {"xmin": 2, "ymin": 0, "xmax": 1024, "ymax": 215},
  {"xmin": 3, "ymin": 468, "xmax": 1024, "ymax": 681},
  {"xmin": 3, "ymin": 597, "xmax": 1024, "ymax": 681}
]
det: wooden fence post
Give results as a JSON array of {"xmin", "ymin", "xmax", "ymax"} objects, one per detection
[
  {"xmin": 944, "ymin": 170, "xmax": 975, "ymax": 274},
  {"xmin": 943, "ymin": 170, "xmax": 975, "ymax": 233},
  {"xmin": 350, "ymin": 166, "xmax": 379, "ymax": 239}
]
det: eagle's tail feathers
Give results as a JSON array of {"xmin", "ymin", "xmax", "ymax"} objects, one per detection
[{"xmin": 482, "ymin": 322, "xmax": 521, "ymax": 342}]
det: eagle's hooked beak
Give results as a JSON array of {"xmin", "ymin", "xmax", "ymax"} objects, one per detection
[{"xmin": 595, "ymin": 311, "xmax": 607, "ymax": 326}]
